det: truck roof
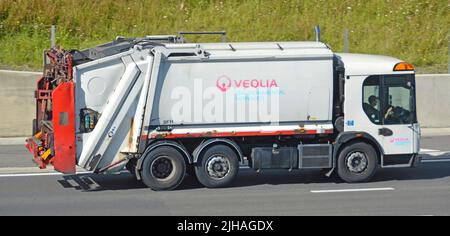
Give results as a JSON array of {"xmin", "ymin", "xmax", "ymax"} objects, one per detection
[
  {"xmin": 196, "ymin": 41, "xmax": 330, "ymax": 50},
  {"xmin": 74, "ymin": 37, "xmax": 410, "ymax": 77},
  {"xmin": 73, "ymin": 39, "xmax": 334, "ymax": 65},
  {"xmin": 336, "ymin": 53, "xmax": 411, "ymax": 76},
  {"xmin": 164, "ymin": 41, "xmax": 334, "ymax": 59}
]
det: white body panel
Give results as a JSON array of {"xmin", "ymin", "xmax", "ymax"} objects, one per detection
[
  {"xmin": 152, "ymin": 58, "xmax": 333, "ymax": 126},
  {"xmin": 74, "ymin": 48, "xmax": 153, "ymax": 171}
]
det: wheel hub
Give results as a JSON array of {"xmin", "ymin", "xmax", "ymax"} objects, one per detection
[
  {"xmin": 206, "ymin": 155, "xmax": 230, "ymax": 179},
  {"xmin": 151, "ymin": 156, "xmax": 173, "ymax": 179},
  {"xmin": 346, "ymin": 152, "xmax": 368, "ymax": 173}
]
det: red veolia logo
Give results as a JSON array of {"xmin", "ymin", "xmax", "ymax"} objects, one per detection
[
  {"xmin": 216, "ymin": 75, "xmax": 279, "ymax": 93},
  {"xmin": 216, "ymin": 75, "xmax": 232, "ymax": 92}
]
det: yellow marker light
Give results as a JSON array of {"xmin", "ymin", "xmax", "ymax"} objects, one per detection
[
  {"xmin": 41, "ymin": 149, "xmax": 52, "ymax": 161},
  {"xmin": 393, "ymin": 62, "xmax": 415, "ymax": 71}
]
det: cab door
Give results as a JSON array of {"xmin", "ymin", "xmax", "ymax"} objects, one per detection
[{"xmin": 378, "ymin": 74, "xmax": 416, "ymax": 155}]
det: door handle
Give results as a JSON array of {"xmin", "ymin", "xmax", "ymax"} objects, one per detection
[{"xmin": 379, "ymin": 128, "xmax": 393, "ymax": 136}]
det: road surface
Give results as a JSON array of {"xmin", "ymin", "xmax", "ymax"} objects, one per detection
[{"xmin": 0, "ymin": 135, "xmax": 449, "ymax": 215}]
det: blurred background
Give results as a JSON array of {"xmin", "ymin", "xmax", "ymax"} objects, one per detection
[{"xmin": 0, "ymin": 0, "xmax": 449, "ymax": 73}]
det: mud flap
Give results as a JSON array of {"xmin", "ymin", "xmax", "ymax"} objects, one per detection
[{"xmin": 51, "ymin": 82, "xmax": 76, "ymax": 174}]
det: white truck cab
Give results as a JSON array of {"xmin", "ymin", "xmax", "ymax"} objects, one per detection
[{"xmin": 338, "ymin": 53, "xmax": 420, "ymax": 168}]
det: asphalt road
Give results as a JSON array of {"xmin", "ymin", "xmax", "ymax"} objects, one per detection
[{"xmin": 0, "ymin": 136, "xmax": 449, "ymax": 216}]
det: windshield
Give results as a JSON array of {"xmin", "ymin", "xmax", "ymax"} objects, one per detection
[{"xmin": 362, "ymin": 74, "xmax": 416, "ymax": 125}]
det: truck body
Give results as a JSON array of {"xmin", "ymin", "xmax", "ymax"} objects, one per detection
[{"xmin": 26, "ymin": 36, "xmax": 420, "ymax": 190}]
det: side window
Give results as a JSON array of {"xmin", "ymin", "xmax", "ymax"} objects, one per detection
[{"xmin": 362, "ymin": 76, "xmax": 381, "ymax": 124}]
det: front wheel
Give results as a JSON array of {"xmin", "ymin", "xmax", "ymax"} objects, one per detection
[
  {"xmin": 195, "ymin": 145, "xmax": 239, "ymax": 188},
  {"xmin": 337, "ymin": 142, "xmax": 378, "ymax": 183}
]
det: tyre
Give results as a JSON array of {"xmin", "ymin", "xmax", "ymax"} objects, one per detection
[
  {"xmin": 195, "ymin": 145, "xmax": 239, "ymax": 188},
  {"xmin": 140, "ymin": 146, "xmax": 186, "ymax": 191},
  {"xmin": 337, "ymin": 142, "xmax": 378, "ymax": 183}
]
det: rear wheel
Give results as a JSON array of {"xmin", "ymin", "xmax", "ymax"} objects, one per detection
[
  {"xmin": 195, "ymin": 145, "xmax": 239, "ymax": 188},
  {"xmin": 140, "ymin": 146, "xmax": 186, "ymax": 191},
  {"xmin": 337, "ymin": 142, "xmax": 378, "ymax": 183}
]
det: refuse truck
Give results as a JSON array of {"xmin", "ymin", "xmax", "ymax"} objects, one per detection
[{"xmin": 26, "ymin": 35, "xmax": 421, "ymax": 190}]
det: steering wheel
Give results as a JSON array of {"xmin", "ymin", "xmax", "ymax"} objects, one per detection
[{"xmin": 384, "ymin": 106, "xmax": 393, "ymax": 119}]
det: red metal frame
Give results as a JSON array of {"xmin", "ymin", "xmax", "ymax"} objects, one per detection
[
  {"xmin": 25, "ymin": 132, "xmax": 46, "ymax": 169},
  {"xmin": 25, "ymin": 48, "xmax": 76, "ymax": 173}
]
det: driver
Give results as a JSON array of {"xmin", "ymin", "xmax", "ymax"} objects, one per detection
[{"xmin": 363, "ymin": 95, "xmax": 380, "ymax": 123}]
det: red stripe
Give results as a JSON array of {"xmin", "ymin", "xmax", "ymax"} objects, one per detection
[{"xmin": 141, "ymin": 129, "xmax": 334, "ymax": 140}]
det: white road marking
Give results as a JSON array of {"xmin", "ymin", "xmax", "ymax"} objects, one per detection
[
  {"xmin": 420, "ymin": 148, "xmax": 450, "ymax": 157},
  {"xmin": 311, "ymin": 187, "xmax": 394, "ymax": 193},
  {"xmin": 0, "ymin": 137, "xmax": 28, "ymax": 145},
  {"xmin": 420, "ymin": 148, "xmax": 440, "ymax": 153},
  {"xmin": 0, "ymin": 171, "xmax": 92, "ymax": 178},
  {"xmin": 421, "ymin": 159, "xmax": 450, "ymax": 163},
  {"xmin": 422, "ymin": 152, "xmax": 450, "ymax": 157},
  {"xmin": 0, "ymin": 69, "xmax": 40, "ymax": 75}
]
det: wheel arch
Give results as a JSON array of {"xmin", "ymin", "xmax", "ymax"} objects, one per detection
[
  {"xmin": 193, "ymin": 138, "xmax": 243, "ymax": 164},
  {"xmin": 333, "ymin": 132, "xmax": 384, "ymax": 167}
]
